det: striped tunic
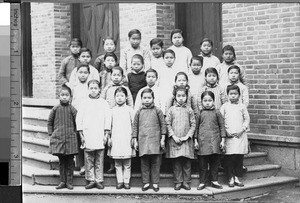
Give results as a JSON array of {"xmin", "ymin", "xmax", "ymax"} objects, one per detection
[
  {"xmin": 47, "ymin": 103, "xmax": 78, "ymax": 156},
  {"xmin": 101, "ymin": 84, "xmax": 134, "ymax": 109},
  {"xmin": 197, "ymin": 84, "xmax": 227, "ymax": 110},
  {"xmin": 165, "ymin": 103, "xmax": 196, "ymax": 159}
]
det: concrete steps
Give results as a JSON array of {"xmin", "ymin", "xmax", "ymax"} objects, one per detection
[
  {"xmin": 22, "ymin": 163, "xmax": 281, "ymax": 187},
  {"xmin": 22, "ymin": 105, "xmax": 299, "ymax": 200},
  {"xmin": 22, "ymin": 176, "xmax": 298, "ymax": 200}
]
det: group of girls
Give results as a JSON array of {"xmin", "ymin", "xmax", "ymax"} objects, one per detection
[{"xmin": 48, "ymin": 28, "xmax": 250, "ymax": 192}]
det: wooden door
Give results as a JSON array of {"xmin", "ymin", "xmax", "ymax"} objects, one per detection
[
  {"xmin": 175, "ymin": 3, "xmax": 222, "ymax": 60},
  {"xmin": 77, "ymin": 3, "xmax": 120, "ymax": 64}
]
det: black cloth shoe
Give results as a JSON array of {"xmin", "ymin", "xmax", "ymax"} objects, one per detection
[
  {"xmin": 182, "ymin": 182, "xmax": 191, "ymax": 190},
  {"xmin": 142, "ymin": 183, "xmax": 150, "ymax": 191},
  {"xmin": 107, "ymin": 167, "xmax": 115, "ymax": 174},
  {"xmin": 96, "ymin": 182, "xmax": 104, "ymax": 189},
  {"xmin": 153, "ymin": 184, "xmax": 159, "ymax": 192},
  {"xmin": 116, "ymin": 183, "xmax": 124, "ymax": 189},
  {"xmin": 124, "ymin": 183, "xmax": 130, "ymax": 190},
  {"xmin": 197, "ymin": 184, "xmax": 206, "ymax": 190},
  {"xmin": 55, "ymin": 182, "xmax": 66, "ymax": 189},
  {"xmin": 234, "ymin": 181, "xmax": 244, "ymax": 187},
  {"xmin": 211, "ymin": 182, "xmax": 223, "ymax": 189},
  {"xmin": 66, "ymin": 183, "xmax": 74, "ymax": 190},
  {"xmin": 85, "ymin": 181, "xmax": 95, "ymax": 189},
  {"xmin": 174, "ymin": 183, "xmax": 182, "ymax": 190}
]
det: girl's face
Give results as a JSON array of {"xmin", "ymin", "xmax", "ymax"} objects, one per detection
[
  {"xmin": 171, "ymin": 33, "xmax": 184, "ymax": 47},
  {"xmin": 79, "ymin": 51, "xmax": 91, "ymax": 64},
  {"xmin": 175, "ymin": 90, "xmax": 187, "ymax": 105},
  {"xmin": 88, "ymin": 82, "xmax": 100, "ymax": 98},
  {"xmin": 129, "ymin": 34, "xmax": 141, "ymax": 49},
  {"xmin": 104, "ymin": 56, "xmax": 116, "ymax": 69},
  {"xmin": 103, "ymin": 39, "xmax": 116, "ymax": 53},
  {"xmin": 115, "ymin": 91, "xmax": 127, "ymax": 106},
  {"xmin": 146, "ymin": 72, "xmax": 157, "ymax": 87},
  {"xmin": 131, "ymin": 58, "xmax": 143, "ymax": 73},
  {"xmin": 77, "ymin": 67, "xmax": 89, "ymax": 82},
  {"xmin": 164, "ymin": 53, "xmax": 175, "ymax": 67},
  {"xmin": 206, "ymin": 72, "xmax": 218, "ymax": 86},
  {"xmin": 223, "ymin": 50, "xmax": 235, "ymax": 63},
  {"xmin": 228, "ymin": 89, "xmax": 240, "ymax": 103},
  {"xmin": 228, "ymin": 68, "xmax": 240, "ymax": 83},
  {"xmin": 59, "ymin": 89, "xmax": 71, "ymax": 104},
  {"xmin": 111, "ymin": 70, "xmax": 123, "ymax": 85},
  {"xmin": 142, "ymin": 92, "xmax": 153, "ymax": 107},
  {"xmin": 202, "ymin": 95, "xmax": 214, "ymax": 109},
  {"xmin": 70, "ymin": 44, "xmax": 81, "ymax": 55},
  {"xmin": 200, "ymin": 41, "xmax": 212, "ymax": 55},
  {"xmin": 151, "ymin": 44, "xmax": 163, "ymax": 58},
  {"xmin": 175, "ymin": 75, "xmax": 188, "ymax": 87},
  {"xmin": 190, "ymin": 59, "xmax": 202, "ymax": 75}
]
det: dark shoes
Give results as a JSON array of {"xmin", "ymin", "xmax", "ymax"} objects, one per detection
[
  {"xmin": 79, "ymin": 168, "xmax": 85, "ymax": 176},
  {"xmin": 197, "ymin": 183, "xmax": 206, "ymax": 190},
  {"xmin": 124, "ymin": 183, "xmax": 130, "ymax": 190},
  {"xmin": 174, "ymin": 183, "xmax": 182, "ymax": 190},
  {"xmin": 55, "ymin": 182, "xmax": 66, "ymax": 189},
  {"xmin": 116, "ymin": 183, "xmax": 124, "ymax": 189},
  {"xmin": 152, "ymin": 184, "xmax": 159, "ymax": 192},
  {"xmin": 211, "ymin": 182, "xmax": 223, "ymax": 189},
  {"xmin": 66, "ymin": 183, "xmax": 74, "ymax": 190},
  {"xmin": 95, "ymin": 182, "xmax": 104, "ymax": 189},
  {"xmin": 107, "ymin": 167, "xmax": 115, "ymax": 174},
  {"xmin": 85, "ymin": 181, "xmax": 96, "ymax": 189},
  {"xmin": 142, "ymin": 183, "xmax": 150, "ymax": 191},
  {"xmin": 182, "ymin": 182, "xmax": 191, "ymax": 190},
  {"xmin": 234, "ymin": 181, "xmax": 244, "ymax": 187}
]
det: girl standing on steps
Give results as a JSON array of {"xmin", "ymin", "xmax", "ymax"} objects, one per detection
[
  {"xmin": 220, "ymin": 84, "xmax": 250, "ymax": 188},
  {"xmin": 194, "ymin": 91, "xmax": 226, "ymax": 190},
  {"xmin": 47, "ymin": 84, "xmax": 78, "ymax": 190},
  {"xmin": 107, "ymin": 87, "xmax": 136, "ymax": 190},
  {"xmin": 165, "ymin": 86, "xmax": 196, "ymax": 191}
]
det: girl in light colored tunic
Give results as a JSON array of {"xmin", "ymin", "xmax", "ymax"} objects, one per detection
[
  {"xmin": 108, "ymin": 87, "xmax": 135, "ymax": 190},
  {"xmin": 220, "ymin": 84, "xmax": 250, "ymax": 188}
]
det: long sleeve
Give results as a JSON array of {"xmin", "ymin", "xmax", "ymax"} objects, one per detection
[
  {"xmin": 75, "ymin": 103, "xmax": 84, "ymax": 131},
  {"xmin": 157, "ymin": 107, "xmax": 167, "ymax": 135},
  {"xmin": 242, "ymin": 85, "xmax": 249, "ymax": 108},
  {"xmin": 240, "ymin": 65, "xmax": 248, "ymax": 87},
  {"xmin": 68, "ymin": 68, "xmax": 78, "ymax": 88},
  {"xmin": 101, "ymin": 86, "xmax": 109, "ymax": 100},
  {"xmin": 89, "ymin": 65, "xmax": 100, "ymax": 82},
  {"xmin": 191, "ymin": 94, "xmax": 199, "ymax": 117},
  {"xmin": 58, "ymin": 59, "xmax": 68, "ymax": 84},
  {"xmin": 166, "ymin": 108, "xmax": 175, "ymax": 137},
  {"xmin": 134, "ymin": 88, "xmax": 143, "ymax": 112},
  {"xmin": 242, "ymin": 105, "xmax": 250, "ymax": 131},
  {"xmin": 132, "ymin": 110, "xmax": 140, "ymax": 138},
  {"xmin": 125, "ymin": 86, "xmax": 134, "ymax": 107},
  {"xmin": 165, "ymin": 95, "xmax": 173, "ymax": 115},
  {"xmin": 186, "ymin": 108, "xmax": 196, "ymax": 138},
  {"xmin": 220, "ymin": 87, "xmax": 227, "ymax": 105},
  {"xmin": 143, "ymin": 49, "xmax": 151, "ymax": 71},
  {"xmin": 104, "ymin": 101, "xmax": 112, "ymax": 131},
  {"xmin": 47, "ymin": 107, "xmax": 56, "ymax": 135},
  {"xmin": 194, "ymin": 111, "xmax": 200, "ymax": 139},
  {"xmin": 217, "ymin": 110, "xmax": 226, "ymax": 138},
  {"xmin": 70, "ymin": 105, "xmax": 77, "ymax": 129},
  {"xmin": 94, "ymin": 55, "xmax": 104, "ymax": 72},
  {"xmin": 120, "ymin": 49, "xmax": 127, "ymax": 73}
]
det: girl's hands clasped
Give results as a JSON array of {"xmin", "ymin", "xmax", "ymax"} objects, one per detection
[{"xmin": 172, "ymin": 135, "xmax": 182, "ymax": 145}]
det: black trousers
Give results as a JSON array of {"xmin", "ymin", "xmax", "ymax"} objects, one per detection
[
  {"xmin": 172, "ymin": 157, "xmax": 192, "ymax": 184},
  {"xmin": 141, "ymin": 154, "xmax": 161, "ymax": 184},
  {"xmin": 198, "ymin": 154, "xmax": 220, "ymax": 184},
  {"xmin": 58, "ymin": 154, "xmax": 75, "ymax": 184},
  {"xmin": 224, "ymin": 154, "xmax": 244, "ymax": 179}
]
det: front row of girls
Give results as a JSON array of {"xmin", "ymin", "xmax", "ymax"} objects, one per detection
[{"xmin": 48, "ymin": 80, "xmax": 250, "ymax": 191}]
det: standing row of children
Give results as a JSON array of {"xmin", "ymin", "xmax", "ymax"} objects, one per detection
[{"xmin": 47, "ymin": 28, "xmax": 250, "ymax": 191}]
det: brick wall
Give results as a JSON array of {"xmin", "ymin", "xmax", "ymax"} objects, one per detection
[
  {"xmin": 156, "ymin": 3, "xmax": 175, "ymax": 49},
  {"xmin": 31, "ymin": 3, "xmax": 71, "ymax": 99},
  {"xmin": 119, "ymin": 3, "xmax": 157, "ymax": 52},
  {"xmin": 119, "ymin": 3, "xmax": 175, "ymax": 52},
  {"xmin": 222, "ymin": 3, "xmax": 300, "ymax": 137}
]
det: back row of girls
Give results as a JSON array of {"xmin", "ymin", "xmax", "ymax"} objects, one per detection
[{"xmin": 50, "ymin": 28, "xmax": 250, "ymax": 191}]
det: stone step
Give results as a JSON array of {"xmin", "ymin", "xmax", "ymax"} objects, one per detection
[
  {"xmin": 23, "ymin": 124, "xmax": 49, "ymax": 140},
  {"xmin": 22, "ymin": 163, "xmax": 281, "ymax": 187},
  {"xmin": 23, "ymin": 136, "xmax": 50, "ymax": 153},
  {"xmin": 23, "ymin": 148, "xmax": 59, "ymax": 170},
  {"xmin": 22, "ymin": 176, "xmax": 299, "ymax": 200},
  {"xmin": 22, "ymin": 107, "xmax": 51, "ymax": 128}
]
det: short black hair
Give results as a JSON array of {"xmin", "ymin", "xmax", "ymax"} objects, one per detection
[
  {"xmin": 141, "ymin": 88, "xmax": 154, "ymax": 99},
  {"xmin": 104, "ymin": 52, "xmax": 118, "ymax": 62},
  {"xmin": 226, "ymin": 84, "xmax": 240, "ymax": 95},
  {"xmin": 60, "ymin": 83, "xmax": 72, "ymax": 96},
  {"xmin": 205, "ymin": 67, "xmax": 219, "ymax": 80},
  {"xmin": 77, "ymin": 63, "xmax": 90, "ymax": 73},
  {"xmin": 190, "ymin": 55, "xmax": 203, "ymax": 66},
  {"xmin": 128, "ymin": 29, "xmax": 141, "ymax": 38},
  {"xmin": 146, "ymin": 68, "xmax": 158, "ymax": 78},
  {"xmin": 114, "ymin": 86, "xmax": 128, "ymax": 97},
  {"xmin": 201, "ymin": 91, "xmax": 215, "ymax": 101},
  {"xmin": 163, "ymin": 49, "xmax": 175, "ymax": 58},
  {"xmin": 150, "ymin": 38, "xmax": 163, "ymax": 48},
  {"xmin": 69, "ymin": 38, "xmax": 82, "ymax": 47}
]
